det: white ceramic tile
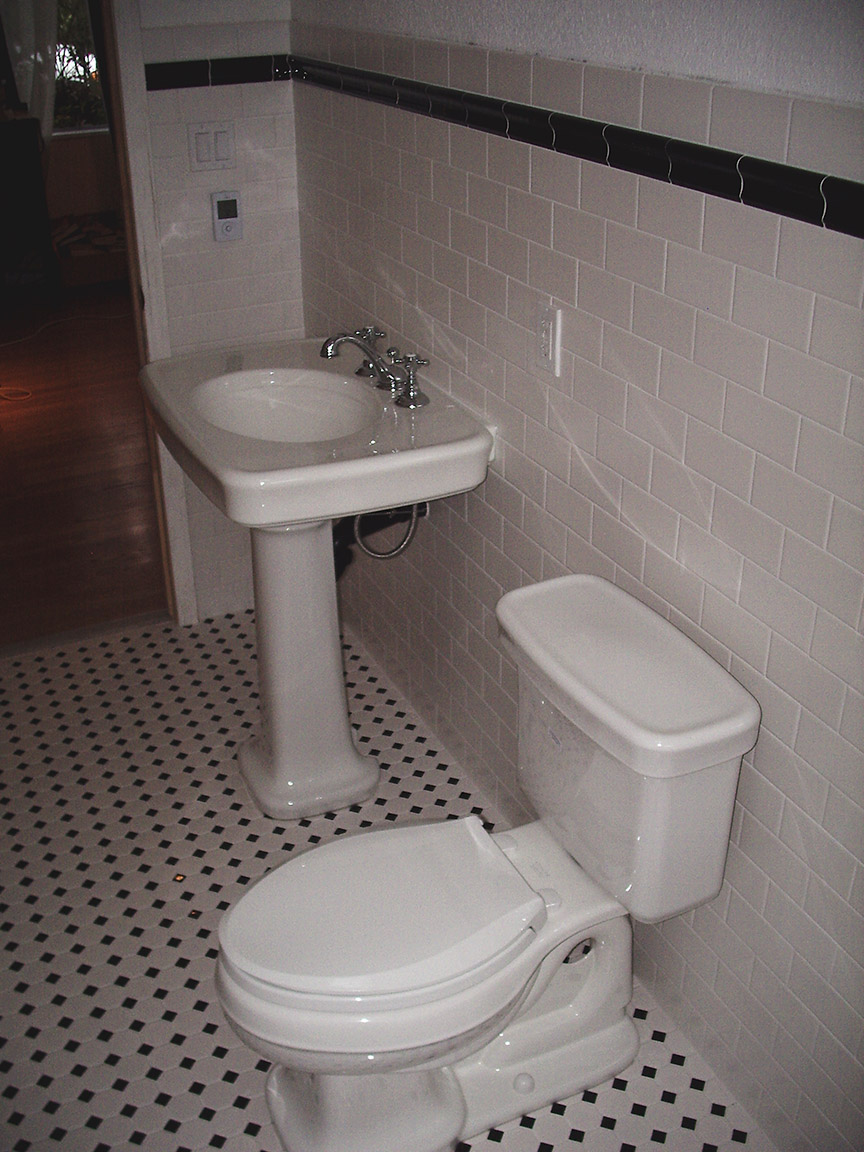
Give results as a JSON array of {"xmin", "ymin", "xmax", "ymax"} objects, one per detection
[
  {"xmin": 603, "ymin": 324, "xmax": 661, "ymax": 392},
  {"xmin": 738, "ymin": 562, "xmax": 817, "ymax": 652},
  {"xmin": 764, "ymin": 340, "xmax": 851, "ymax": 430},
  {"xmin": 650, "ymin": 450, "xmax": 713, "ymax": 529},
  {"xmin": 467, "ymin": 173, "xmax": 508, "ymax": 228},
  {"xmin": 660, "ymin": 352, "xmax": 727, "ymax": 429},
  {"xmin": 577, "ymin": 264, "xmax": 633, "ymax": 327},
  {"xmin": 620, "ymin": 481, "xmax": 680, "ymax": 559},
  {"xmin": 722, "ymin": 383, "xmax": 798, "ymax": 468},
  {"xmin": 605, "ymin": 221, "xmax": 666, "ymax": 291},
  {"xmin": 827, "ymin": 498, "xmax": 864, "ymax": 570},
  {"xmin": 489, "ymin": 134, "xmax": 530, "ymax": 190},
  {"xmin": 448, "ymin": 44, "xmax": 488, "ymax": 94},
  {"xmin": 580, "ymin": 163, "xmax": 638, "ymax": 227},
  {"xmin": 637, "ymin": 176, "xmax": 704, "ymax": 248},
  {"xmin": 583, "ymin": 63, "xmax": 642, "ymax": 129},
  {"xmin": 732, "ymin": 267, "xmax": 816, "ymax": 351},
  {"xmin": 780, "ymin": 531, "xmax": 863, "ymax": 628},
  {"xmin": 788, "ymin": 98, "xmax": 864, "ymax": 183},
  {"xmin": 712, "ymin": 489, "xmax": 784, "ymax": 575},
  {"xmin": 632, "ymin": 285, "xmax": 696, "ymax": 358},
  {"xmin": 596, "ymin": 417, "xmax": 652, "ymax": 488},
  {"xmin": 708, "ymin": 85, "xmax": 792, "ymax": 164},
  {"xmin": 528, "ymin": 242, "xmax": 576, "ymax": 305},
  {"xmin": 758, "ymin": 447, "xmax": 827, "ymax": 542},
  {"xmin": 552, "ymin": 202, "xmax": 604, "ymax": 263},
  {"xmin": 531, "ymin": 149, "xmax": 581, "ymax": 210},
  {"xmin": 530, "ymin": 56, "xmax": 583, "ymax": 116},
  {"xmin": 488, "ymin": 49, "xmax": 532, "ymax": 105},
  {"xmin": 796, "ymin": 418, "xmax": 864, "ymax": 512},
  {"xmin": 642, "ymin": 73, "xmax": 712, "ymax": 143},
  {"xmin": 702, "ymin": 196, "xmax": 780, "ymax": 276},
  {"xmin": 507, "ymin": 186, "xmax": 552, "ymax": 246},
  {"xmin": 666, "ymin": 241, "xmax": 735, "ymax": 319},
  {"xmin": 810, "ymin": 294, "xmax": 864, "ymax": 376},
  {"xmin": 776, "ymin": 217, "xmax": 864, "ymax": 307}
]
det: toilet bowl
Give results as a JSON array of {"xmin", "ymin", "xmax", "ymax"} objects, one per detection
[
  {"xmin": 217, "ymin": 817, "xmax": 637, "ymax": 1151},
  {"xmin": 216, "ymin": 575, "xmax": 761, "ymax": 1152}
]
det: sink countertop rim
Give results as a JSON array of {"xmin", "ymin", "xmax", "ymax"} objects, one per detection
[{"xmin": 139, "ymin": 336, "xmax": 495, "ymax": 526}]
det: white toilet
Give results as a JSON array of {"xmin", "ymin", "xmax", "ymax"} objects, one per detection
[{"xmin": 216, "ymin": 575, "xmax": 760, "ymax": 1152}]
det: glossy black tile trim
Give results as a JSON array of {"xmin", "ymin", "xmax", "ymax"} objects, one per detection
[
  {"xmin": 274, "ymin": 54, "xmax": 293, "ymax": 82},
  {"xmin": 548, "ymin": 111, "xmax": 607, "ymax": 163},
  {"xmin": 425, "ymin": 83, "xmax": 468, "ymax": 125},
  {"xmin": 143, "ymin": 52, "xmax": 864, "ymax": 240},
  {"xmin": 395, "ymin": 84, "xmax": 432, "ymax": 116},
  {"xmin": 464, "ymin": 92, "xmax": 509, "ymax": 137},
  {"xmin": 605, "ymin": 124, "xmax": 670, "ymax": 180},
  {"xmin": 823, "ymin": 176, "xmax": 864, "ymax": 239},
  {"xmin": 505, "ymin": 102, "xmax": 554, "ymax": 148},
  {"xmin": 667, "ymin": 139, "xmax": 742, "ymax": 201},
  {"xmin": 210, "ymin": 55, "xmax": 273, "ymax": 86},
  {"xmin": 739, "ymin": 156, "xmax": 825, "ymax": 226},
  {"xmin": 363, "ymin": 71, "xmax": 400, "ymax": 108},
  {"xmin": 144, "ymin": 59, "xmax": 209, "ymax": 91},
  {"xmin": 294, "ymin": 58, "xmax": 345, "ymax": 89},
  {"xmin": 339, "ymin": 65, "xmax": 399, "ymax": 107}
]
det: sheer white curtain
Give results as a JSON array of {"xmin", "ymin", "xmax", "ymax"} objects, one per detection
[{"xmin": 1, "ymin": 0, "xmax": 58, "ymax": 141}]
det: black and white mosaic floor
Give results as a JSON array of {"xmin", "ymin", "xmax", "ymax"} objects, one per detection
[{"xmin": 0, "ymin": 611, "xmax": 778, "ymax": 1152}]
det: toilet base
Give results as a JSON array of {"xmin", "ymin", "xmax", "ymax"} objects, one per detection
[
  {"xmin": 455, "ymin": 1007, "xmax": 639, "ymax": 1142},
  {"xmin": 263, "ymin": 1012, "xmax": 638, "ymax": 1152},
  {"xmin": 262, "ymin": 913, "xmax": 639, "ymax": 1152},
  {"xmin": 266, "ymin": 1064, "xmax": 466, "ymax": 1152}
]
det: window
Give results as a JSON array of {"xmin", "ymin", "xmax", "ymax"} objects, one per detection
[{"xmin": 54, "ymin": 0, "xmax": 106, "ymax": 131}]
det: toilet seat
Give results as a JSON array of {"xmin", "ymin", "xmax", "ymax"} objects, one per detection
[
  {"xmin": 216, "ymin": 818, "xmax": 626, "ymax": 1066},
  {"xmin": 219, "ymin": 816, "xmax": 547, "ymax": 1003}
]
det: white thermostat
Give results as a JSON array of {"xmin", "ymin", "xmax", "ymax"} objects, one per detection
[{"xmin": 211, "ymin": 191, "xmax": 242, "ymax": 242}]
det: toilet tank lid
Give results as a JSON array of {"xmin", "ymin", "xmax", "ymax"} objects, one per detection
[{"xmin": 497, "ymin": 575, "xmax": 761, "ymax": 776}]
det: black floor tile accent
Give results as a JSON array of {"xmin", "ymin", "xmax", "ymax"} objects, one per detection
[{"xmin": 0, "ymin": 613, "xmax": 777, "ymax": 1152}]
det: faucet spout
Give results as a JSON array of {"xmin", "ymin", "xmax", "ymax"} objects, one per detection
[{"xmin": 320, "ymin": 333, "xmax": 405, "ymax": 394}]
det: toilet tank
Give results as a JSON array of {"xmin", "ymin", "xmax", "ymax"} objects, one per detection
[{"xmin": 496, "ymin": 576, "xmax": 761, "ymax": 923}]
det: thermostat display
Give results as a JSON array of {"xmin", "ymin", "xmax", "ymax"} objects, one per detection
[{"xmin": 211, "ymin": 191, "xmax": 242, "ymax": 241}]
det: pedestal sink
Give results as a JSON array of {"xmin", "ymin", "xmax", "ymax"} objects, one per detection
[{"xmin": 140, "ymin": 339, "xmax": 494, "ymax": 819}]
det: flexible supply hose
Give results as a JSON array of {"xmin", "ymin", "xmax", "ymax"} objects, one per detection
[{"xmin": 352, "ymin": 503, "xmax": 420, "ymax": 559}]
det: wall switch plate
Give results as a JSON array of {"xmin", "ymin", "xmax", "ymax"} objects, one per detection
[
  {"xmin": 537, "ymin": 303, "xmax": 562, "ymax": 377},
  {"xmin": 188, "ymin": 122, "xmax": 236, "ymax": 171}
]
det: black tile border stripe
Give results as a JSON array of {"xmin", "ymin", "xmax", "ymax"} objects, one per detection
[{"xmin": 143, "ymin": 53, "xmax": 864, "ymax": 240}]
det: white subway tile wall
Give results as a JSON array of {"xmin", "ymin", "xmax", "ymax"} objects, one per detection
[
  {"xmin": 141, "ymin": 23, "xmax": 303, "ymax": 354},
  {"xmin": 291, "ymin": 23, "xmax": 864, "ymax": 1152}
]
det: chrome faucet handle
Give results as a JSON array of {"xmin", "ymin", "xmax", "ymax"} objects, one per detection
[
  {"xmin": 353, "ymin": 327, "xmax": 387, "ymax": 377},
  {"xmin": 366, "ymin": 345, "xmax": 403, "ymax": 391},
  {"xmin": 390, "ymin": 353, "xmax": 430, "ymax": 408},
  {"xmin": 354, "ymin": 326, "xmax": 386, "ymax": 344}
]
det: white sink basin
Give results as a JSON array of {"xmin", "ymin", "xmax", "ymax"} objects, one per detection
[
  {"xmin": 140, "ymin": 338, "xmax": 495, "ymax": 527},
  {"xmin": 193, "ymin": 368, "xmax": 381, "ymax": 443}
]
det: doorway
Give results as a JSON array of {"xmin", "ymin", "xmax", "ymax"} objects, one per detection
[{"xmin": 0, "ymin": 0, "xmax": 167, "ymax": 648}]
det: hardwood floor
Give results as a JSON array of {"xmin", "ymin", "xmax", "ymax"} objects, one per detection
[{"xmin": 0, "ymin": 281, "xmax": 168, "ymax": 647}]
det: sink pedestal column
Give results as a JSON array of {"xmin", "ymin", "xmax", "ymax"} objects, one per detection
[{"xmin": 238, "ymin": 519, "xmax": 379, "ymax": 819}]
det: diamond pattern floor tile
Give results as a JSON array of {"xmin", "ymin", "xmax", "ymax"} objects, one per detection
[{"xmin": 1, "ymin": 612, "xmax": 777, "ymax": 1152}]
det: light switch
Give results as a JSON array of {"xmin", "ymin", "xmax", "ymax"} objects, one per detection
[
  {"xmin": 214, "ymin": 130, "xmax": 232, "ymax": 163},
  {"xmin": 194, "ymin": 131, "xmax": 213, "ymax": 165},
  {"xmin": 188, "ymin": 122, "xmax": 236, "ymax": 171}
]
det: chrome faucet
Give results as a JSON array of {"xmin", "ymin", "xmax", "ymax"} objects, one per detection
[
  {"xmin": 320, "ymin": 331, "xmax": 430, "ymax": 406},
  {"xmin": 320, "ymin": 332, "xmax": 405, "ymax": 395},
  {"xmin": 349, "ymin": 326, "xmax": 386, "ymax": 378}
]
